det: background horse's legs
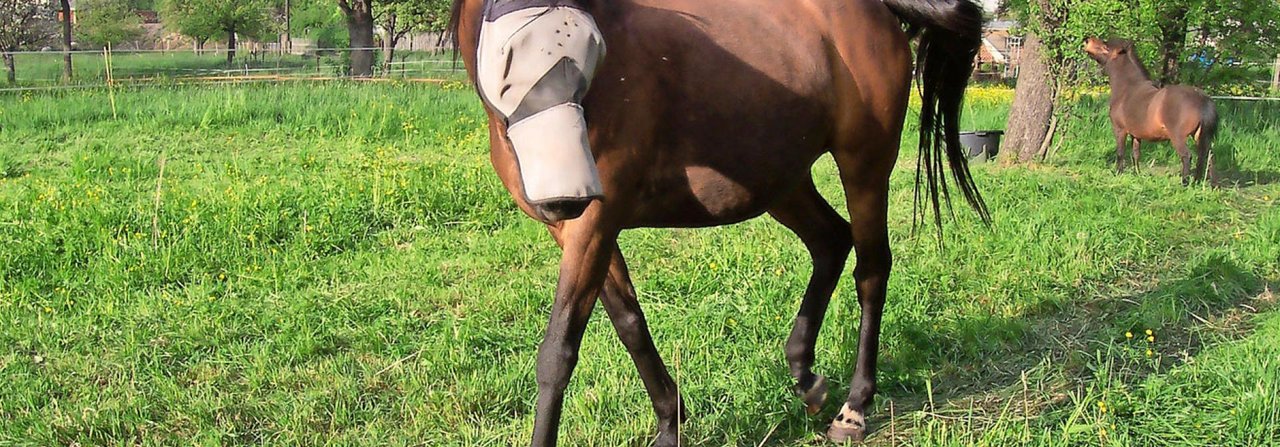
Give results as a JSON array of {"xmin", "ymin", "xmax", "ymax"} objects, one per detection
[
  {"xmin": 827, "ymin": 151, "xmax": 894, "ymax": 443},
  {"xmin": 1131, "ymin": 138, "xmax": 1142, "ymax": 173},
  {"xmin": 599, "ymin": 248, "xmax": 686, "ymax": 446},
  {"xmin": 1114, "ymin": 130, "xmax": 1130, "ymax": 173},
  {"xmin": 767, "ymin": 180, "xmax": 852, "ymax": 414},
  {"xmin": 531, "ymin": 215, "xmax": 617, "ymax": 447},
  {"xmin": 1172, "ymin": 137, "xmax": 1193, "ymax": 185}
]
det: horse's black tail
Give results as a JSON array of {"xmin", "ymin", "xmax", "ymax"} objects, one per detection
[
  {"xmin": 882, "ymin": 0, "xmax": 991, "ymax": 231},
  {"xmin": 1196, "ymin": 99, "xmax": 1219, "ymax": 183}
]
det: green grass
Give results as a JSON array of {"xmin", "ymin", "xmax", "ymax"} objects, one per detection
[{"xmin": 0, "ymin": 83, "xmax": 1277, "ymax": 446}]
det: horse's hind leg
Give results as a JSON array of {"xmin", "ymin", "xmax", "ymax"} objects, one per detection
[
  {"xmin": 1131, "ymin": 138, "xmax": 1142, "ymax": 173},
  {"xmin": 599, "ymin": 249, "xmax": 686, "ymax": 446},
  {"xmin": 826, "ymin": 148, "xmax": 895, "ymax": 443},
  {"xmin": 768, "ymin": 180, "xmax": 853, "ymax": 415},
  {"xmin": 532, "ymin": 215, "xmax": 617, "ymax": 447},
  {"xmin": 1193, "ymin": 127, "xmax": 1213, "ymax": 185},
  {"xmin": 1172, "ymin": 137, "xmax": 1193, "ymax": 185}
]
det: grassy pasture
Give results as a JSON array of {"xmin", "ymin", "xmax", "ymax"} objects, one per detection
[{"xmin": 0, "ymin": 83, "xmax": 1277, "ymax": 446}]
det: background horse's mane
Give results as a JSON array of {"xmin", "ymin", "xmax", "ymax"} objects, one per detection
[{"xmin": 1106, "ymin": 38, "xmax": 1152, "ymax": 81}]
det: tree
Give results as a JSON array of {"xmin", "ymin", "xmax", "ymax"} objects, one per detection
[
  {"xmin": 337, "ymin": 0, "xmax": 375, "ymax": 76},
  {"xmin": 76, "ymin": 0, "xmax": 144, "ymax": 48},
  {"xmin": 1181, "ymin": 0, "xmax": 1280, "ymax": 88},
  {"xmin": 0, "ymin": 0, "xmax": 55, "ymax": 84},
  {"xmin": 59, "ymin": 0, "xmax": 72, "ymax": 81},
  {"xmin": 1153, "ymin": 0, "xmax": 1190, "ymax": 84},
  {"xmin": 375, "ymin": 0, "xmax": 448, "ymax": 74},
  {"xmin": 161, "ymin": 0, "xmax": 274, "ymax": 66}
]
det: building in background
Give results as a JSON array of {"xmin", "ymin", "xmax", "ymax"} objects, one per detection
[{"xmin": 977, "ymin": 19, "xmax": 1022, "ymax": 81}]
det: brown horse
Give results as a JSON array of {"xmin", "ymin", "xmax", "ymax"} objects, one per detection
[
  {"xmin": 449, "ymin": 0, "xmax": 987, "ymax": 445},
  {"xmin": 1084, "ymin": 37, "xmax": 1218, "ymax": 184}
]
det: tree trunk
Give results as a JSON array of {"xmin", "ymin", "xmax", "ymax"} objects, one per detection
[
  {"xmin": 1272, "ymin": 53, "xmax": 1279, "ymax": 92},
  {"xmin": 382, "ymin": 13, "xmax": 397, "ymax": 76},
  {"xmin": 227, "ymin": 29, "xmax": 237, "ymax": 67},
  {"xmin": 340, "ymin": 0, "xmax": 375, "ymax": 77},
  {"xmin": 3, "ymin": 52, "xmax": 15, "ymax": 85},
  {"xmin": 1156, "ymin": 4, "xmax": 1188, "ymax": 86},
  {"xmin": 283, "ymin": 0, "xmax": 292, "ymax": 54},
  {"xmin": 60, "ymin": 0, "xmax": 73, "ymax": 82},
  {"xmin": 1001, "ymin": 32, "xmax": 1056, "ymax": 163}
]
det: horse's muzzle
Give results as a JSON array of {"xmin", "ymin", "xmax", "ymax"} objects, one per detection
[{"xmin": 534, "ymin": 198, "xmax": 592, "ymax": 222}]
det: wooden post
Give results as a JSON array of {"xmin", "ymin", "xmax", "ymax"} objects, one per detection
[{"xmin": 105, "ymin": 43, "xmax": 117, "ymax": 120}]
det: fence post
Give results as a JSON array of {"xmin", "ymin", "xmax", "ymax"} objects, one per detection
[{"xmin": 105, "ymin": 43, "xmax": 118, "ymax": 120}]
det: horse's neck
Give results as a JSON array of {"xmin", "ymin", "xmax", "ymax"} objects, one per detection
[{"xmin": 1106, "ymin": 58, "xmax": 1156, "ymax": 97}]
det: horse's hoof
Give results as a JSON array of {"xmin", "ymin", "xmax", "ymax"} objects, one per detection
[
  {"xmin": 825, "ymin": 402, "xmax": 867, "ymax": 443},
  {"xmin": 826, "ymin": 424, "xmax": 867, "ymax": 444},
  {"xmin": 796, "ymin": 375, "xmax": 829, "ymax": 415},
  {"xmin": 653, "ymin": 430, "xmax": 680, "ymax": 447}
]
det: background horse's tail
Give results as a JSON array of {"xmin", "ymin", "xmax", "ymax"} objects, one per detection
[
  {"xmin": 882, "ymin": 0, "xmax": 991, "ymax": 230},
  {"xmin": 1196, "ymin": 100, "xmax": 1219, "ymax": 183}
]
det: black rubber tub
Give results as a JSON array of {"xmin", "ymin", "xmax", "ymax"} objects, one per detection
[{"xmin": 959, "ymin": 130, "xmax": 1003, "ymax": 162}]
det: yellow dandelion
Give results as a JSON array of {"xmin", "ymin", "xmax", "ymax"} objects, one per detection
[
  {"xmin": 1146, "ymin": 349, "xmax": 1154, "ymax": 357},
  {"xmin": 1147, "ymin": 335, "xmax": 1155, "ymax": 342},
  {"xmin": 1125, "ymin": 331, "xmax": 1133, "ymax": 339},
  {"xmin": 1145, "ymin": 329, "xmax": 1153, "ymax": 336},
  {"xmin": 709, "ymin": 262, "xmax": 718, "ymax": 270}
]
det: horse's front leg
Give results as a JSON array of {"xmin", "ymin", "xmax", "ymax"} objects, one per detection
[
  {"xmin": 531, "ymin": 213, "xmax": 617, "ymax": 447},
  {"xmin": 1114, "ymin": 130, "xmax": 1129, "ymax": 174},
  {"xmin": 600, "ymin": 248, "xmax": 687, "ymax": 446}
]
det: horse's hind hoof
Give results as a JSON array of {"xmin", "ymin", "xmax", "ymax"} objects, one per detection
[
  {"xmin": 825, "ymin": 402, "xmax": 868, "ymax": 443},
  {"xmin": 796, "ymin": 375, "xmax": 829, "ymax": 415}
]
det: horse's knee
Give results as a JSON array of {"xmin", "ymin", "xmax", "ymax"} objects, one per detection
[
  {"xmin": 852, "ymin": 251, "xmax": 892, "ymax": 280},
  {"xmin": 610, "ymin": 312, "xmax": 650, "ymax": 349}
]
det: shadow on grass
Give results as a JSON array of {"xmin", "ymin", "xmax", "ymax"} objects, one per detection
[
  {"xmin": 1213, "ymin": 142, "xmax": 1280, "ymax": 187},
  {"xmin": 709, "ymin": 253, "xmax": 1270, "ymax": 446}
]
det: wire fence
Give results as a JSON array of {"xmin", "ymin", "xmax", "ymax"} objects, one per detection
[
  {"xmin": 3, "ymin": 46, "xmax": 1276, "ymax": 100},
  {"xmin": 0, "ymin": 47, "xmax": 466, "ymax": 92}
]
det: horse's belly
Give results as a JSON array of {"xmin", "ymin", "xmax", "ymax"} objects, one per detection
[{"xmin": 620, "ymin": 159, "xmax": 812, "ymax": 228}]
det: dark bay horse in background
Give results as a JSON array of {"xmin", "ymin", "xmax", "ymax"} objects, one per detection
[
  {"xmin": 449, "ymin": 0, "xmax": 988, "ymax": 444},
  {"xmin": 1085, "ymin": 37, "xmax": 1219, "ymax": 185}
]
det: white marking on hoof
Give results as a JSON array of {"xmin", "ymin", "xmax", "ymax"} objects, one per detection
[
  {"xmin": 831, "ymin": 402, "xmax": 865, "ymax": 431},
  {"xmin": 799, "ymin": 376, "xmax": 829, "ymax": 415}
]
